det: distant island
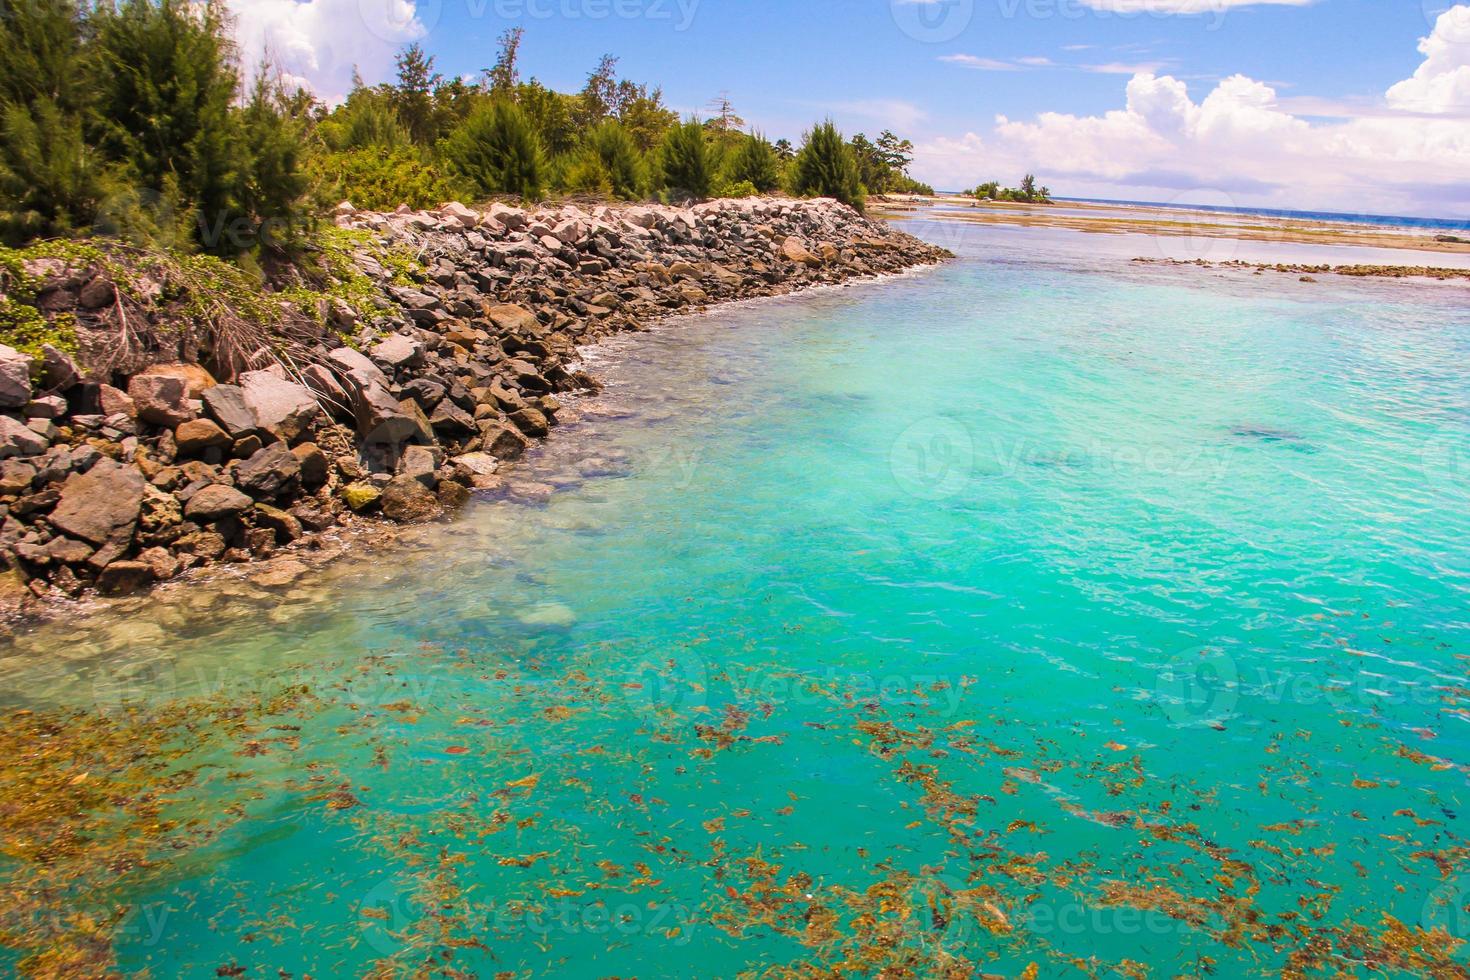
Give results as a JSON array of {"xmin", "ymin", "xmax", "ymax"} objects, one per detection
[{"xmin": 967, "ymin": 175, "xmax": 1053, "ymax": 204}]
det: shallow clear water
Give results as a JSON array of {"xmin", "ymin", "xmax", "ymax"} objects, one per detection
[{"xmin": 4, "ymin": 220, "xmax": 1470, "ymax": 977}]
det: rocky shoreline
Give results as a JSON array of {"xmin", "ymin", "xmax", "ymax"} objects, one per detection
[{"xmin": 0, "ymin": 197, "xmax": 949, "ymax": 621}]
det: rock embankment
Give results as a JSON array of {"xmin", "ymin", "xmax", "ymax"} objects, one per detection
[{"xmin": 0, "ymin": 197, "xmax": 949, "ymax": 612}]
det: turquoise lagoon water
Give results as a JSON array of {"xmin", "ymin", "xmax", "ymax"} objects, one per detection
[{"xmin": 4, "ymin": 219, "xmax": 1470, "ymax": 978}]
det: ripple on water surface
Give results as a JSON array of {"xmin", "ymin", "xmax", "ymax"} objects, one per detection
[{"xmin": 2, "ymin": 225, "xmax": 1469, "ymax": 978}]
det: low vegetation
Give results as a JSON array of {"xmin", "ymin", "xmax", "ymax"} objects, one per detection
[{"xmin": 969, "ymin": 175, "xmax": 1054, "ymax": 204}]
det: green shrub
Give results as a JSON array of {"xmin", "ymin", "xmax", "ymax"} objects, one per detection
[
  {"xmin": 658, "ymin": 118, "xmax": 712, "ymax": 202},
  {"xmin": 441, "ymin": 100, "xmax": 545, "ymax": 201},
  {"xmin": 791, "ymin": 120, "xmax": 864, "ymax": 211},
  {"xmin": 723, "ymin": 133, "xmax": 780, "ymax": 193},
  {"xmin": 583, "ymin": 120, "xmax": 643, "ymax": 200},
  {"xmin": 307, "ymin": 147, "xmax": 467, "ymax": 212}
]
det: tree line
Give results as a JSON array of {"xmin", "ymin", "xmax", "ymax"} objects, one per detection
[{"xmin": 0, "ymin": 4, "xmax": 933, "ymax": 258}]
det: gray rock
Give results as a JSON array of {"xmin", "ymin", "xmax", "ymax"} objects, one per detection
[
  {"xmin": 183, "ymin": 484, "xmax": 253, "ymax": 522},
  {"xmin": 239, "ymin": 371, "xmax": 320, "ymax": 442},
  {"xmin": 0, "ymin": 344, "xmax": 33, "ymax": 409},
  {"xmin": 39, "ymin": 345, "xmax": 80, "ymax": 391},
  {"xmin": 48, "ymin": 459, "xmax": 144, "ymax": 545},
  {"xmin": 201, "ymin": 384, "xmax": 260, "ymax": 438},
  {"xmin": 371, "ymin": 333, "xmax": 424, "ymax": 369},
  {"xmin": 0, "ymin": 414, "xmax": 48, "ymax": 458},
  {"xmin": 345, "ymin": 371, "xmax": 420, "ymax": 445},
  {"xmin": 235, "ymin": 442, "xmax": 301, "ymax": 498},
  {"xmin": 326, "ymin": 347, "xmax": 385, "ymax": 383},
  {"xmin": 128, "ymin": 374, "xmax": 195, "ymax": 427},
  {"xmin": 24, "ymin": 395, "xmax": 67, "ymax": 419},
  {"xmin": 397, "ymin": 445, "xmax": 441, "ymax": 487},
  {"xmin": 99, "ymin": 384, "xmax": 136, "ymax": 418},
  {"xmin": 380, "ymin": 474, "xmax": 443, "ymax": 523}
]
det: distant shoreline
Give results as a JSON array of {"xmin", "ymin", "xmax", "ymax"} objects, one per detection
[
  {"xmin": 877, "ymin": 194, "xmax": 1470, "ymax": 270},
  {"xmin": 1055, "ymin": 197, "xmax": 1470, "ymax": 234}
]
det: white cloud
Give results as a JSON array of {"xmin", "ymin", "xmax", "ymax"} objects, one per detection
[
  {"xmin": 1386, "ymin": 5, "xmax": 1470, "ymax": 113},
  {"xmin": 940, "ymin": 54, "xmax": 1021, "ymax": 71},
  {"xmin": 226, "ymin": 0, "xmax": 430, "ymax": 102},
  {"xmin": 914, "ymin": 5, "xmax": 1470, "ymax": 214}
]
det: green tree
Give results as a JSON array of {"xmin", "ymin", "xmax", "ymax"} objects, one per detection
[
  {"xmin": 575, "ymin": 54, "xmax": 621, "ymax": 130},
  {"xmin": 849, "ymin": 132, "xmax": 890, "ymax": 195},
  {"xmin": 582, "ymin": 120, "xmax": 643, "ymax": 200},
  {"xmin": 485, "ymin": 27, "xmax": 524, "ymax": 96},
  {"xmin": 393, "ymin": 43, "xmax": 440, "ymax": 145},
  {"xmin": 0, "ymin": 0, "xmax": 105, "ymax": 241},
  {"xmin": 442, "ymin": 100, "xmax": 545, "ymax": 200},
  {"xmin": 617, "ymin": 82, "xmax": 677, "ymax": 151},
  {"xmin": 792, "ymin": 120, "xmax": 863, "ymax": 211},
  {"xmin": 93, "ymin": 0, "xmax": 241, "ymax": 251},
  {"xmin": 658, "ymin": 118, "xmax": 712, "ymax": 201},
  {"xmin": 723, "ymin": 132, "xmax": 780, "ymax": 193},
  {"xmin": 773, "ymin": 138, "xmax": 795, "ymax": 162},
  {"xmin": 236, "ymin": 71, "xmax": 312, "ymax": 249},
  {"xmin": 1019, "ymin": 173, "xmax": 1038, "ymax": 201},
  {"xmin": 876, "ymin": 131, "xmax": 914, "ymax": 178},
  {"xmin": 517, "ymin": 80, "xmax": 577, "ymax": 157}
]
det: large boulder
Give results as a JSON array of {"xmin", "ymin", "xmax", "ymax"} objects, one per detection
[
  {"xmin": 484, "ymin": 304, "xmax": 543, "ymax": 337},
  {"xmin": 183, "ymin": 483, "xmax": 253, "ymax": 522},
  {"xmin": 128, "ymin": 374, "xmax": 195, "ymax": 427},
  {"xmin": 326, "ymin": 346, "xmax": 386, "ymax": 383},
  {"xmin": 0, "ymin": 345, "xmax": 33, "ymax": 409},
  {"xmin": 380, "ymin": 474, "xmax": 443, "ymax": 523},
  {"xmin": 779, "ymin": 237, "xmax": 822, "ymax": 268},
  {"xmin": 234, "ymin": 442, "xmax": 301, "ymax": 497},
  {"xmin": 48, "ymin": 458, "xmax": 143, "ymax": 545},
  {"xmin": 39, "ymin": 345, "xmax": 80, "ymax": 392},
  {"xmin": 238, "ymin": 371, "xmax": 320, "ymax": 442},
  {"xmin": 201, "ymin": 384, "xmax": 260, "ymax": 439},
  {"xmin": 344, "ymin": 370, "xmax": 427, "ymax": 445},
  {"xmin": 173, "ymin": 418, "xmax": 231, "ymax": 455},
  {"xmin": 371, "ymin": 334, "xmax": 424, "ymax": 369},
  {"xmin": 0, "ymin": 415, "xmax": 48, "ymax": 459},
  {"xmin": 136, "ymin": 363, "xmax": 217, "ymax": 399}
]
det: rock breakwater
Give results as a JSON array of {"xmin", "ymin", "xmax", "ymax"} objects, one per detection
[{"xmin": 0, "ymin": 197, "xmax": 949, "ymax": 615}]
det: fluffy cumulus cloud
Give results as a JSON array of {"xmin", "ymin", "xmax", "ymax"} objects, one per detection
[
  {"xmin": 916, "ymin": 5, "xmax": 1470, "ymax": 214},
  {"xmin": 226, "ymin": 0, "xmax": 431, "ymax": 101}
]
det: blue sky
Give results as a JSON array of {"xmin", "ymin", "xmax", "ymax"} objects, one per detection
[{"xmin": 234, "ymin": 0, "xmax": 1470, "ymax": 214}]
